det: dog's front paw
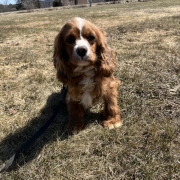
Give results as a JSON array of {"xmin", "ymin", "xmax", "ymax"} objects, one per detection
[{"xmin": 102, "ymin": 118, "xmax": 122, "ymax": 129}]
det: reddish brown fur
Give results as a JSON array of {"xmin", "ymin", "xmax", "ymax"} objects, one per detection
[{"xmin": 53, "ymin": 17, "xmax": 122, "ymax": 134}]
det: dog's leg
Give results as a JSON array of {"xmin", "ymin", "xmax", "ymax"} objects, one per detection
[
  {"xmin": 102, "ymin": 80, "xmax": 122, "ymax": 129},
  {"xmin": 67, "ymin": 100, "xmax": 85, "ymax": 134}
]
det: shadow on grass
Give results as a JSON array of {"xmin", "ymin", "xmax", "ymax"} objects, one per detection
[{"xmin": 0, "ymin": 92, "xmax": 101, "ymax": 172}]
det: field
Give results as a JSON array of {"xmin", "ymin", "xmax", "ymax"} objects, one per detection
[{"xmin": 0, "ymin": 0, "xmax": 180, "ymax": 179}]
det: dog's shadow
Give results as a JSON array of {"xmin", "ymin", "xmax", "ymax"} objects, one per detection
[{"xmin": 0, "ymin": 92, "xmax": 101, "ymax": 172}]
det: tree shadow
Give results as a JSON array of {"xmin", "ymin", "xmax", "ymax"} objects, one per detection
[{"xmin": 0, "ymin": 91, "xmax": 101, "ymax": 172}]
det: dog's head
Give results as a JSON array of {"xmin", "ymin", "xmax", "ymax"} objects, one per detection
[{"xmin": 53, "ymin": 17, "xmax": 115, "ymax": 82}]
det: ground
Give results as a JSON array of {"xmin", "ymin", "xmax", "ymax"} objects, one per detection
[{"xmin": 0, "ymin": 0, "xmax": 180, "ymax": 179}]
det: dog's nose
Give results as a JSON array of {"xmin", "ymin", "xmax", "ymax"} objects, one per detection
[{"xmin": 76, "ymin": 46, "xmax": 88, "ymax": 58}]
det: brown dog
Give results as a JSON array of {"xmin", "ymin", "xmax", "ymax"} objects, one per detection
[{"xmin": 53, "ymin": 17, "xmax": 122, "ymax": 134}]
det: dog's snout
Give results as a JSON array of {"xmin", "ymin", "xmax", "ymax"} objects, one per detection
[{"xmin": 76, "ymin": 46, "xmax": 88, "ymax": 58}]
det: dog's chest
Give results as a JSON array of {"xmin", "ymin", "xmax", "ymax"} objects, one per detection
[
  {"xmin": 79, "ymin": 76, "xmax": 95, "ymax": 109},
  {"xmin": 75, "ymin": 66, "xmax": 96, "ymax": 109}
]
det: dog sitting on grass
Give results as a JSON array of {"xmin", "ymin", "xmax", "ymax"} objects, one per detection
[{"xmin": 53, "ymin": 17, "xmax": 122, "ymax": 134}]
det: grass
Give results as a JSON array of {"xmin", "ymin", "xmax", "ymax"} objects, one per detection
[{"xmin": 0, "ymin": 0, "xmax": 180, "ymax": 179}]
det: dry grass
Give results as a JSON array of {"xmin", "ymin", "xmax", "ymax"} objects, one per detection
[{"xmin": 0, "ymin": 0, "xmax": 180, "ymax": 179}]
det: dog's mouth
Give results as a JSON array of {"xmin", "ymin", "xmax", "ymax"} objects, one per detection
[
  {"xmin": 73, "ymin": 66, "xmax": 96, "ymax": 77},
  {"xmin": 77, "ymin": 58, "xmax": 90, "ymax": 66},
  {"xmin": 73, "ymin": 54, "xmax": 91, "ymax": 66}
]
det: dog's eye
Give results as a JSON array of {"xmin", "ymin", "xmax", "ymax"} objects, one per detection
[
  {"xmin": 87, "ymin": 35, "xmax": 95, "ymax": 42},
  {"xmin": 66, "ymin": 35, "xmax": 75, "ymax": 45}
]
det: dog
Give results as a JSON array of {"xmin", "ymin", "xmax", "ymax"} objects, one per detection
[{"xmin": 53, "ymin": 17, "xmax": 122, "ymax": 134}]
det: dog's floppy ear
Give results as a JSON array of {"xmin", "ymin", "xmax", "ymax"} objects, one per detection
[
  {"xmin": 53, "ymin": 30, "xmax": 70, "ymax": 84},
  {"xmin": 96, "ymin": 29, "xmax": 115, "ymax": 77},
  {"xmin": 53, "ymin": 31, "xmax": 69, "ymax": 65}
]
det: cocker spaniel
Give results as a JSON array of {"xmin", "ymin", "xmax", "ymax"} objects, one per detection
[{"xmin": 53, "ymin": 17, "xmax": 122, "ymax": 134}]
